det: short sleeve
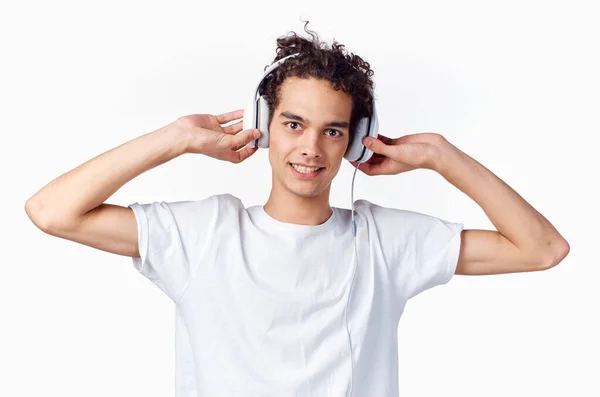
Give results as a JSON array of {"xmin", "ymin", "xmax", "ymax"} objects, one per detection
[
  {"xmin": 361, "ymin": 201, "xmax": 464, "ymax": 302},
  {"xmin": 128, "ymin": 195, "xmax": 217, "ymax": 303},
  {"xmin": 400, "ymin": 214, "xmax": 464, "ymax": 301}
]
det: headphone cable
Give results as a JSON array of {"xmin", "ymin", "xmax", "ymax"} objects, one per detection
[{"xmin": 345, "ymin": 161, "xmax": 361, "ymax": 397}]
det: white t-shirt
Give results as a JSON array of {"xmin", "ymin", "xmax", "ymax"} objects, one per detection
[{"xmin": 128, "ymin": 193, "xmax": 464, "ymax": 397}]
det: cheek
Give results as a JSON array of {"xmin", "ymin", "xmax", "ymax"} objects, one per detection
[
  {"xmin": 269, "ymin": 133, "xmax": 295, "ymax": 161},
  {"xmin": 267, "ymin": 142, "xmax": 288, "ymax": 172},
  {"xmin": 331, "ymin": 144, "xmax": 347, "ymax": 164}
]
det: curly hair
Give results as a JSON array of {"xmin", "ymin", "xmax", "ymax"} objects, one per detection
[{"xmin": 260, "ymin": 21, "xmax": 375, "ymax": 143}]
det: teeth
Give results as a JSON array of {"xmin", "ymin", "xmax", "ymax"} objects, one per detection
[{"xmin": 291, "ymin": 164, "xmax": 321, "ymax": 173}]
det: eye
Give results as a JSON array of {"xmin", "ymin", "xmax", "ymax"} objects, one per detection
[
  {"xmin": 326, "ymin": 129, "xmax": 342, "ymax": 137},
  {"xmin": 286, "ymin": 122, "xmax": 301, "ymax": 130}
]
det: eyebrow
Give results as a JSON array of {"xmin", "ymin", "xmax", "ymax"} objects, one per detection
[{"xmin": 279, "ymin": 111, "xmax": 349, "ymax": 129}]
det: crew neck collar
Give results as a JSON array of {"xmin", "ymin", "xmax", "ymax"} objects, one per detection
[{"xmin": 256, "ymin": 205, "xmax": 337, "ymax": 234}]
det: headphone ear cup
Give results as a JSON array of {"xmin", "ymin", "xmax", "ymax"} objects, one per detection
[
  {"xmin": 243, "ymin": 95, "xmax": 258, "ymax": 148},
  {"xmin": 257, "ymin": 96, "xmax": 270, "ymax": 148},
  {"xmin": 344, "ymin": 98, "xmax": 379, "ymax": 163},
  {"xmin": 360, "ymin": 103, "xmax": 379, "ymax": 163},
  {"xmin": 344, "ymin": 117, "xmax": 368, "ymax": 162}
]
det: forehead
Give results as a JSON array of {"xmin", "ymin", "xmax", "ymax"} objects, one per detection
[{"xmin": 275, "ymin": 76, "xmax": 353, "ymax": 120}]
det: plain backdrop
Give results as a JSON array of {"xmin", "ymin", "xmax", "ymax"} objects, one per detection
[{"xmin": 3, "ymin": 0, "xmax": 598, "ymax": 396}]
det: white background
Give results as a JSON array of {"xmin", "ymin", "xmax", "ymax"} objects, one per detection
[{"xmin": 3, "ymin": 0, "xmax": 598, "ymax": 396}]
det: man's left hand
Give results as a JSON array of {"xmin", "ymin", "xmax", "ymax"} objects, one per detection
[{"xmin": 349, "ymin": 133, "xmax": 446, "ymax": 175}]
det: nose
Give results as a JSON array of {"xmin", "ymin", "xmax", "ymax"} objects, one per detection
[{"xmin": 300, "ymin": 129, "xmax": 322, "ymax": 159}]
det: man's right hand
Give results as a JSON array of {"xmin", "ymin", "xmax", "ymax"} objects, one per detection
[{"xmin": 176, "ymin": 109, "xmax": 262, "ymax": 163}]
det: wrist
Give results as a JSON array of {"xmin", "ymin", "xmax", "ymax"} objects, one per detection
[
  {"xmin": 166, "ymin": 119, "xmax": 193, "ymax": 156},
  {"xmin": 432, "ymin": 138, "xmax": 460, "ymax": 176}
]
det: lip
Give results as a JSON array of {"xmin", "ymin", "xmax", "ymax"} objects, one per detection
[
  {"xmin": 289, "ymin": 163, "xmax": 324, "ymax": 179},
  {"xmin": 290, "ymin": 162, "xmax": 324, "ymax": 168}
]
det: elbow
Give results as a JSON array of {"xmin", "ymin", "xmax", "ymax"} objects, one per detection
[
  {"xmin": 25, "ymin": 197, "xmax": 50, "ymax": 232},
  {"xmin": 539, "ymin": 238, "xmax": 570, "ymax": 270},
  {"xmin": 25, "ymin": 197, "xmax": 60, "ymax": 233}
]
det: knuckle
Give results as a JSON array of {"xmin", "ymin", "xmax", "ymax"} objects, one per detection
[{"xmin": 433, "ymin": 133, "xmax": 446, "ymax": 144}]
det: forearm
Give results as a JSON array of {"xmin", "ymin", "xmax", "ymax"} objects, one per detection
[
  {"xmin": 26, "ymin": 121, "xmax": 189, "ymax": 229},
  {"xmin": 434, "ymin": 139, "xmax": 569, "ymax": 259}
]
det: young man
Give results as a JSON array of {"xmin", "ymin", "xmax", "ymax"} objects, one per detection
[{"xmin": 25, "ymin": 28, "xmax": 569, "ymax": 397}]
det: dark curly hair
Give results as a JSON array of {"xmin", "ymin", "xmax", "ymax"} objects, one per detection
[{"xmin": 260, "ymin": 21, "xmax": 375, "ymax": 146}]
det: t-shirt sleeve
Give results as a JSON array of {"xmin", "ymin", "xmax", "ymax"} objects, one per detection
[
  {"xmin": 127, "ymin": 195, "xmax": 217, "ymax": 303},
  {"xmin": 400, "ymin": 213, "xmax": 464, "ymax": 301},
  {"xmin": 364, "ymin": 201, "xmax": 464, "ymax": 302}
]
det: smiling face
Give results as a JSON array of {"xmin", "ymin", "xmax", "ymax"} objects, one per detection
[{"xmin": 267, "ymin": 76, "xmax": 353, "ymax": 201}]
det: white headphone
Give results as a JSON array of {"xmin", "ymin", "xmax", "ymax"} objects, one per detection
[{"xmin": 242, "ymin": 53, "xmax": 379, "ymax": 164}]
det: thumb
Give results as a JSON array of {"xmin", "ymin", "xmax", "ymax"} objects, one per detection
[
  {"xmin": 230, "ymin": 128, "xmax": 261, "ymax": 147},
  {"xmin": 364, "ymin": 137, "xmax": 392, "ymax": 157}
]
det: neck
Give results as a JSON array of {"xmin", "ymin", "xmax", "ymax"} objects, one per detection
[{"xmin": 264, "ymin": 184, "xmax": 333, "ymax": 226}]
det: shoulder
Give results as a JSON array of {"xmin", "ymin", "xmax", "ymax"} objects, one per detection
[
  {"xmin": 212, "ymin": 193, "xmax": 244, "ymax": 207},
  {"xmin": 352, "ymin": 199, "xmax": 444, "ymax": 223},
  {"xmin": 211, "ymin": 193, "xmax": 247, "ymax": 215},
  {"xmin": 352, "ymin": 199, "xmax": 463, "ymax": 235},
  {"xmin": 171, "ymin": 192, "xmax": 244, "ymax": 211},
  {"xmin": 130, "ymin": 193, "xmax": 245, "ymax": 221},
  {"xmin": 176, "ymin": 193, "xmax": 246, "ymax": 222}
]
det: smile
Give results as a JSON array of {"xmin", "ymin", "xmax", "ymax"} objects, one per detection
[{"xmin": 289, "ymin": 163, "xmax": 324, "ymax": 178}]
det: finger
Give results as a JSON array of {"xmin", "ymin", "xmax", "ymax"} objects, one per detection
[
  {"xmin": 231, "ymin": 139, "xmax": 251, "ymax": 152},
  {"xmin": 223, "ymin": 128, "xmax": 260, "ymax": 150},
  {"xmin": 356, "ymin": 162, "xmax": 375, "ymax": 175},
  {"xmin": 375, "ymin": 133, "xmax": 394, "ymax": 145},
  {"xmin": 216, "ymin": 109, "xmax": 244, "ymax": 124},
  {"xmin": 230, "ymin": 145, "xmax": 258, "ymax": 163},
  {"xmin": 223, "ymin": 120, "xmax": 243, "ymax": 135},
  {"xmin": 364, "ymin": 137, "xmax": 395, "ymax": 158},
  {"xmin": 235, "ymin": 128, "xmax": 261, "ymax": 147}
]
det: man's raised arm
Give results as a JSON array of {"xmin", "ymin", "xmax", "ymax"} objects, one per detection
[{"xmin": 24, "ymin": 110, "xmax": 261, "ymax": 257}]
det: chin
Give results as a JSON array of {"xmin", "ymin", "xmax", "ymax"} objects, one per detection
[
  {"xmin": 287, "ymin": 180, "xmax": 331, "ymax": 199},
  {"xmin": 289, "ymin": 188, "xmax": 321, "ymax": 199}
]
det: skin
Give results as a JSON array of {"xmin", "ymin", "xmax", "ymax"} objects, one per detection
[
  {"xmin": 24, "ymin": 71, "xmax": 569, "ymax": 277},
  {"xmin": 262, "ymin": 76, "xmax": 353, "ymax": 226},
  {"xmin": 259, "ymin": 76, "xmax": 570, "ymax": 274}
]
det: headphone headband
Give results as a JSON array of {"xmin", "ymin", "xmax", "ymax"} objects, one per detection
[{"xmin": 242, "ymin": 52, "xmax": 378, "ymax": 163}]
